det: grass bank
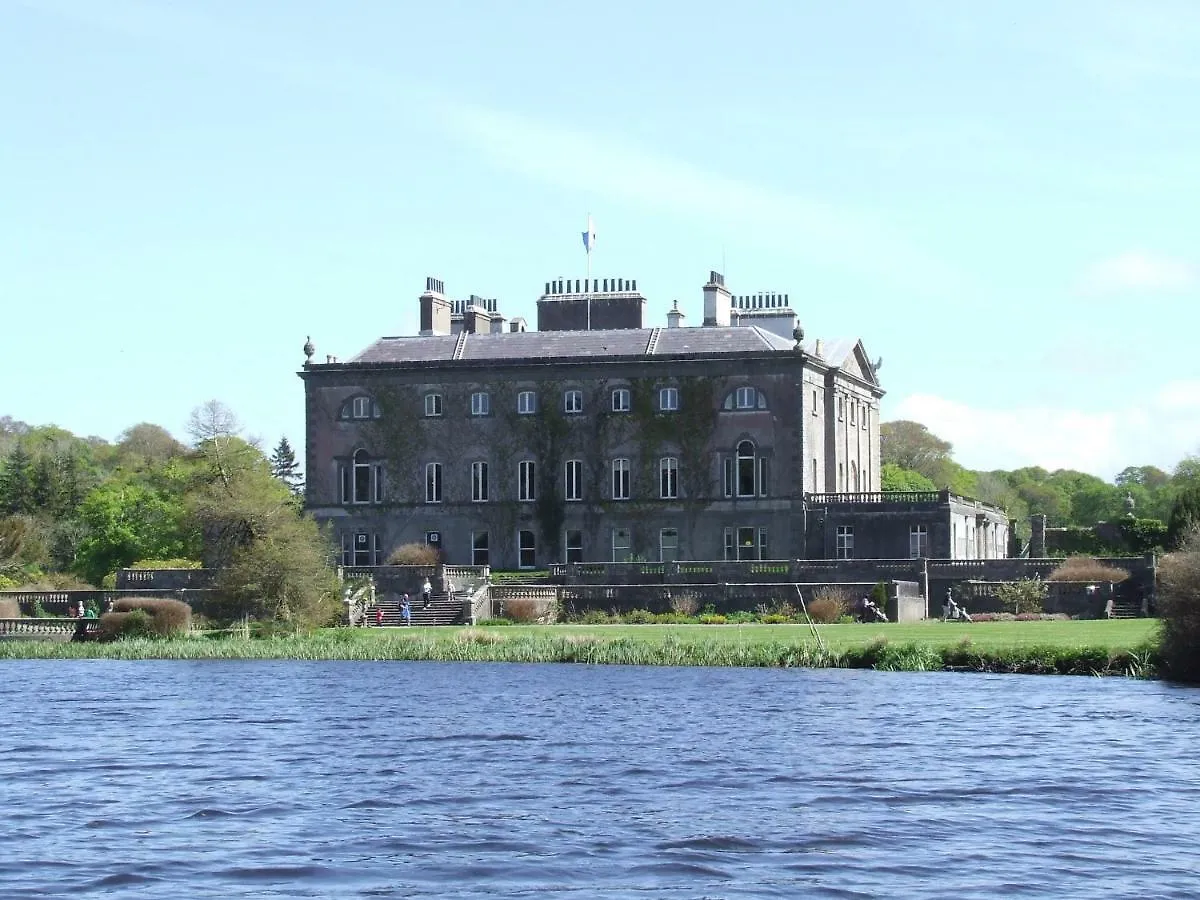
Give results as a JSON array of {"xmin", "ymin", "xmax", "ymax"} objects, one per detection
[{"xmin": 0, "ymin": 620, "xmax": 1160, "ymax": 676}]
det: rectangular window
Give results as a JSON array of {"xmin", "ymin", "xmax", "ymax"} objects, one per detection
[
  {"xmin": 850, "ymin": 402, "xmax": 857, "ymax": 426},
  {"xmin": 517, "ymin": 391, "xmax": 536, "ymax": 414},
  {"xmin": 611, "ymin": 458, "xmax": 630, "ymax": 500},
  {"xmin": 564, "ymin": 459, "xmax": 583, "ymax": 501},
  {"xmin": 519, "ymin": 460, "xmax": 536, "ymax": 502},
  {"xmin": 612, "ymin": 388, "xmax": 631, "ymax": 412},
  {"xmin": 660, "ymin": 528, "xmax": 678, "ymax": 563},
  {"xmin": 564, "ymin": 390, "xmax": 583, "ymax": 414},
  {"xmin": 735, "ymin": 386, "xmax": 756, "ymax": 409},
  {"xmin": 837, "ymin": 396, "xmax": 844, "ymax": 421},
  {"xmin": 811, "ymin": 458, "xmax": 818, "ymax": 493},
  {"xmin": 470, "ymin": 392, "xmax": 490, "ymax": 416},
  {"xmin": 811, "ymin": 389, "xmax": 818, "ymax": 416},
  {"xmin": 659, "ymin": 387, "xmax": 678, "ymax": 411},
  {"xmin": 472, "ymin": 461, "xmax": 489, "ymax": 502},
  {"xmin": 425, "ymin": 393, "xmax": 442, "ymax": 417},
  {"xmin": 659, "ymin": 457, "xmax": 678, "ymax": 499},
  {"xmin": 737, "ymin": 526, "xmax": 757, "ymax": 561},
  {"xmin": 374, "ymin": 464, "xmax": 384, "ymax": 503},
  {"xmin": 373, "ymin": 534, "xmax": 384, "ymax": 566},
  {"xmin": 910, "ymin": 525, "xmax": 928, "ymax": 558},
  {"xmin": 565, "ymin": 530, "xmax": 583, "ymax": 564},
  {"xmin": 353, "ymin": 396, "xmax": 371, "ymax": 419},
  {"xmin": 472, "ymin": 531, "xmax": 489, "ymax": 567},
  {"xmin": 757, "ymin": 457, "xmax": 768, "ymax": 498},
  {"xmin": 723, "ymin": 457, "xmax": 734, "ymax": 498},
  {"xmin": 836, "ymin": 525, "xmax": 854, "ymax": 559},
  {"xmin": 353, "ymin": 531, "xmax": 372, "ymax": 567},
  {"xmin": 723, "ymin": 527, "xmax": 735, "ymax": 562},
  {"xmin": 758, "ymin": 527, "xmax": 769, "ymax": 561},
  {"xmin": 425, "ymin": 463, "xmax": 442, "ymax": 503},
  {"xmin": 518, "ymin": 529, "xmax": 536, "ymax": 569},
  {"xmin": 341, "ymin": 533, "xmax": 352, "ymax": 566},
  {"xmin": 612, "ymin": 527, "xmax": 632, "ymax": 563},
  {"xmin": 861, "ymin": 405, "xmax": 869, "ymax": 430},
  {"xmin": 340, "ymin": 466, "xmax": 351, "ymax": 504},
  {"xmin": 354, "ymin": 460, "xmax": 371, "ymax": 504}
]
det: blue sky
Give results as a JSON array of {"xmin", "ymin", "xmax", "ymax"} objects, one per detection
[{"xmin": 2, "ymin": 0, "xmax": 1197, "ymax": 478}]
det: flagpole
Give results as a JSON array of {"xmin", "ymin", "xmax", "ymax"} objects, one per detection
[{"xmin": 585, "ymin": 213, "xmax": 592, "ymax": 331}]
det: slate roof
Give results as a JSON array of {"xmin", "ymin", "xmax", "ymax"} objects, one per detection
[{"xmin": 350, "ymin": 325, "xmax": 800, "ymax": 364}]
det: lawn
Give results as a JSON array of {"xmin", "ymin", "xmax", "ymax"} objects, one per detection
[{"xmin": 361, "ymin": 618, "xmax": 1160, "ymax": 653}]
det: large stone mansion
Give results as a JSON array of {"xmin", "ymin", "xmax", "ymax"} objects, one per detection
[{"xmin": 301, "ymin": 271, "xmax": 1008, "ymax": 568}]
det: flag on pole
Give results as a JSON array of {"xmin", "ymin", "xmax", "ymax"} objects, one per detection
[{"xmin": 582, "ymin": 216, "xmax": 596, "ymax": 252}]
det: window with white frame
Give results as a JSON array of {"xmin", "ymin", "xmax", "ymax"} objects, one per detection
[
  {"xmin": 722, "ymin": 387, "xmax": 766, "ymax": 410},
  {"xmin": 471, "ymin": 461, "xmax": 489, "ymax": 502},
  {"xmin": 472, "ymin": 531, "xmax": 489, "ymax": 566},
  {"xmin": 346, "ymin": 449, "xmax": 375, "ymax": 504},
  {"xmin": 660, "ymin": 528, "xmax": 678, "ymax": 562},
  {"xmin": 611, "ymin": 458, "xmax": 630, "ymax": 500},
  {"xmin": 836, "ymin": 525, "xmax": 854, "ymax": 559},
  {"xmin": 518, "ymin": 529, "xmax": 536, "ymax": 569},
  {"xmin": 470, "ymin": 391, "xmax": 490, "ymax": 416},
  {"xmin": 352, "ymin": 396, "xmax": 371, "ymax": 419},
  {"xmin": 341, "ymin": 531, "xmax": 383, "ymax": 567},
  {"xmin": 737, "ymin": 441, "xmax": 756, "ymax": 497},
  {"xmin": 564, "ymin": 389, "xmax": 583, "ymax": 414},
  {"xmin": 659, "ymin": 387, "xmax": 679, "ymax": 411},
  {"xmin": 564, "ymin": 459, "xmax": 583, "ymax": 501},
  {"xmin": 517, "ymin": 391, "xmax": 536, "ymax": 415},
  {"xmin": 612, "ymin": 388, "xmax": 631, "ymax": 412},
  {"xmin": 565, "ymin": 529, "xmax": 583, "ymax": 564},
  {"xmin": 612, "ymin": 527, "xmax": 632, "ymax": 562},
  {"xmin": 723, "ymin": 526, "xmax": 769, "ymax": 561},
  {"xmin": 659, "ymin": 457, "xmax": 678, "ymax": 499},
  {"xmin": 425, "ymin": 462, "xmax": 442, "ymax": 503},
  {"xmin": 424, "ymin": 392, "xmax": 442, "ymax": 417},
  {"xmin": 518, "ymin": 460, "xmax": 536, "ymax": 501},
  {"xmin": 910, "ymin": 525, "xmax": 928, "ymax": 558}
]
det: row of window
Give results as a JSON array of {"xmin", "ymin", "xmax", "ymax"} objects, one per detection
[
  {"xmin": 341, "ymin": 526, "xmax": 770, "ymax": 568},
  {"xmin": 341, "ymin": 386, "xmax": 770, "ymax": 421},
  {"xmin": 340, "ymin": 442, "xmax": 771, "ymax": 505},
  {"xmin": 835, "ymin": 394, "xmax": 871, "ymax": 430},
  {"xmin": 833, "ymin": 524, "xmax": 929, "ymax": 559}
]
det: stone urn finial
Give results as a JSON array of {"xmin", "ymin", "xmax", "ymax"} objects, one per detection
[
  {"xmin": 303, "ymin": 335, "xmax": 315, "ymax": 365},
  {"xmin": 792, "ymin": 322, "xmax": 805, "ymax": 351}
]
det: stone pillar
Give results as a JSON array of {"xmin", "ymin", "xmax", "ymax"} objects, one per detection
[{"xmin": 1030, "ymin": 515, "xmax": 1048, "ymax": 558}]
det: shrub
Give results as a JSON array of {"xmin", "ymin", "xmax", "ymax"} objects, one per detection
[
  {"xmin": 386, "ymin": 543, "xmax": 440, "ymax": 566},
  {"xmin": 503, "ymin": 597, "xmax": 551, "ymax": 624},
  {"xmin": 130, "ymin": 558, "xmax": 202, "ymax": 570},
  {"xmin": 1047, "ymin": 557, "xmax": 1130, "ymax": 583},
  {"xmin": 669, "ymin": 592, "xmax": 700, "ymax": 616},
  {"xmin": 98, "ymin": 609, "xmax": 154, "ymax": 641},
  {"xmin": 807, "ymin": 587, "xmax": 851, "ymax": 624},
  {"xmin": 995, "ymin": 577, "xmax": 1048, "ymax": 614},
  {"xmin": 476, "ymin": 618, "xmax": 513, "ymax": 626},
  {"xmin": 578, "ymin": 609, "xmax": 613, "ymax": 625},
  {"xmin": 1158, "ymin": 527, "xmax": 1200, "ymax": 683},
  {"xmin": 623, "ymin": 609, "xmax": 655, "ymax": 624},
  {"xmin": 113, "ymin": 597, "xmax": 192, "ymax": 637},
  {"xmin": 696, "ymin": 613, "xmax": 727, "ymax": 624}
]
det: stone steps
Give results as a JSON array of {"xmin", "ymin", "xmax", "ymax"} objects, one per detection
[{"xmin": 365, "ymin": 592, "xmax": 466, "ymax": 627}]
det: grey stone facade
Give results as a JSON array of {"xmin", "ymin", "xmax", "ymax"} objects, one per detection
[{"xmin": 301, "ymin": 270, "xmax": 1001, "ymax": 569}]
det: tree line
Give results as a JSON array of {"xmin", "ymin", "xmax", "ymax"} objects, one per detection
[
  {"xmin": 0, "ymin": 406, "xmax": 336, "ymax": 626},
  {"xmin": 880, "ymin": 420, "xmax": 1200, "ymax": 548}
]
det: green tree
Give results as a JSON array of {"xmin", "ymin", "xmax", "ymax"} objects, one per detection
[
  {"xmin": 269, "ymin": 436, "xmax": 303, "ymax": 494},
  {"xmin": 73, "ymin": 479, "xmax": 197, "ymax": 585},
  {"xmin": 880, "ymin": 420, "xmax": 953, "ymax": 481},
  {"xmin": 1167, "ymin": 485, "xmax": 1200, "ymax": 550},
  {"xmin": 0, "ymin": 445, "xmax": 35, "ymax": 515},
  {"xmin": 115, "ymin": 423, "xmax": 186, "ymax": 466},
  {"xmin": 880, "ymin": 463, "xmax": 937, "ymax": 492}
]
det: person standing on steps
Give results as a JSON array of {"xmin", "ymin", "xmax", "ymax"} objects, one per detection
[
  {"xmin": 375, "ymin": 604, "xmax": 384, "ymax": 627},
  {"xmin": 401, "ymin": 594, "xmax": 412, "ymax": 627},
  {"xmin": 421, "ymin": 577, "xmax": 432, "ymax": 609}
]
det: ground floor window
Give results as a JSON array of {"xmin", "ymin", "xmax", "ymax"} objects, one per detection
[
  {"xmin": 660, "ymin": 528, "xmax": 678, "ymax": 562},
  {"xmin": 612, "ymin": 527, "xmax": 632, "ymax": 562},
  {"xmin": 472, "ymin": 531, "xmax": 489, "ymax": 567},
  {"xmin": 565, "ymin": 530, "xmax": 583, "ymax": 564},
  {"xmin": 723, "ymin": 526, "xmax": 768, "ymax": 561},
  {"xmin": 518, "ymin": 529, "xmax": 536, "ymax": 569},
  {"xmin": 342, "ymin": 532, "xmax": 383, "ymax": 567},
  {"xmin": 836, "ymin": 525, "xmax": 854, "ymax": 559},
  {"xmin": 909, "ymin": 525, "xmax": 928, "ymax": 558}
]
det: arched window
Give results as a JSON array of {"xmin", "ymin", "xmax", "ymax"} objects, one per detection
[
  {"xmin": 339, "ymin": 395, "xmax": 380, "ymax": 420},
  {"xmin": 737, "ymin": 441, "xmax": 756, "ymax": 497},
  {"xmin": 722, "ymin": 386, "xmax": 768, "ymax": 410},
  {"xmin": 850, "ymin": 461, "xmax": 859, "ymax": 492}
]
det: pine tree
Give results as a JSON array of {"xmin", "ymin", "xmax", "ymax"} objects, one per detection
[
  {"xmin": 1168, "ymin": 485, "xmax": 1200, "ymax": 550},
  {"xmin": 269, "ymin": 436, "xmax": 303, "ymax": 494},
  {"xmin": 0, "ymin": 445, "xmax": 35, "ymax": 515}
]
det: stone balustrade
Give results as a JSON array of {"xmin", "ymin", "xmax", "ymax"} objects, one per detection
[{"xmin": 0, "ymin": 618, "xmax": 100, "ymax": 640}]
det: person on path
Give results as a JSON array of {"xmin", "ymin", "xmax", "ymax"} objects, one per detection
[
  {"xmin": 421, "ymin": 578, "xmax": 432, "ymax": 609},
  {"xmin": 401, "ymin": 594, "xmax": 412, "ymax": 626},
  {"xmin": 375, "ymin": 605, "xmax": 384, "ymax": 627}
]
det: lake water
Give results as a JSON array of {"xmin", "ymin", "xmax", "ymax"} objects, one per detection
[{"xmin": 1, "ymin": 661, "xmax": 1198, "ymax": 899}]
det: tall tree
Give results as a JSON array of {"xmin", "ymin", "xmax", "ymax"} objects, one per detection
[
  {"xmin": 1168, "ymin": 485, "xmax": 1200, "ymax": 550},
  {"xmin": 880, "ymin": 420, "xmax": 953, "ymax": 481},
  {"xmin": 116, "ymin": 423, "xmax": 186, "ymax": 465},
  {"xmin": 269, "ymin": 436, "xmax": 303, "ymax": 494},
  {"xmin": 0, "ymin": 445, "xmax": 35, "ymax": 515}
]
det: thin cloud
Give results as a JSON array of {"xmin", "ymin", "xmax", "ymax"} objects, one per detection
[
  {"xmin": 893, "ymin": 381, "xmax": 1200, "ymax": 478},
  {"xmin": 1077, "ymin": 251, "xmax": 1197, "ymax": 295}
]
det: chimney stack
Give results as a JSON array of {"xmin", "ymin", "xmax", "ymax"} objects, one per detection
[
  {"xmin": 702, "ymin": 270, "xmax": 731, "ymax": 327},
  {"xmin": 419, "ymin": 276, "xmax": 451, "ymax": 336},
  {"xmin": 666, "ymin": 299, "xmax": 685, "ymax": 328}
]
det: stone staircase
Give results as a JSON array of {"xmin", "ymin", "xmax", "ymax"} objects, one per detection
[
  {"xmin": 367, "ymin": 592, "xmax": 466, "ymax": 627},
  {"xmin": 1110, "ymin": 597, "xmax": 1143, "ymax": 619}
]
